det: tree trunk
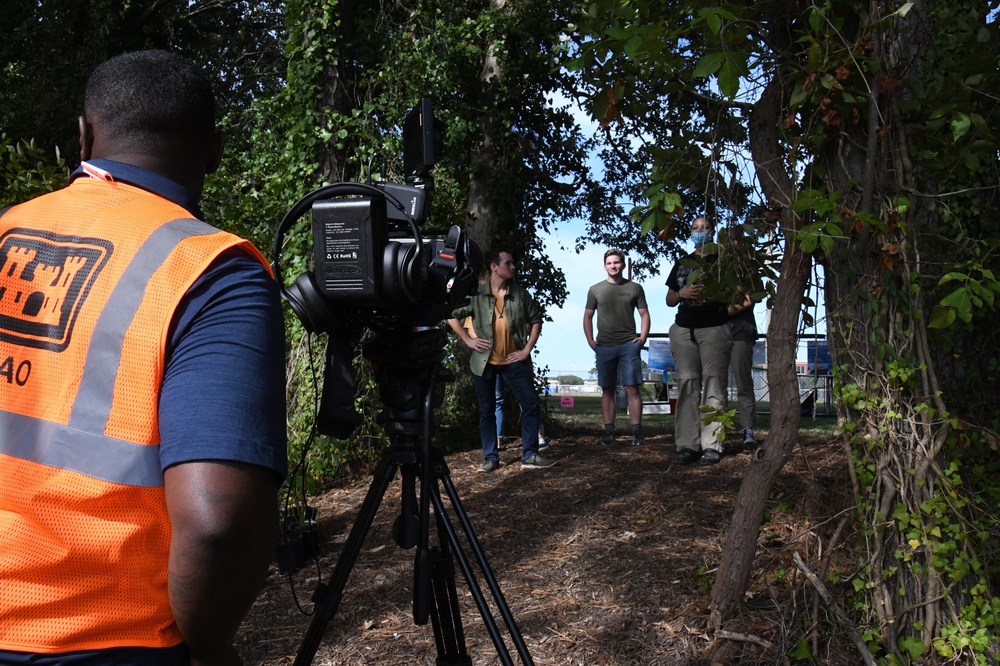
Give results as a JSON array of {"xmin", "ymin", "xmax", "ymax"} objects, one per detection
[
  {"xmin": 316, "ymin": 0, "xmax": 358, "ymax": 184},
  {"xmin": 464, "ymin": 0, "xmax": 507, "ymax": 249},
  {"xmin": 710, "ymin": 76, "xmax": 810, "ymax": 623},
  {"xmin": 465, "ymin": 119, "xmax": 500, "ymax": 249},
  {"xmin": 813, "ymin": 2, "xmax": 996, "ymax": 657}
]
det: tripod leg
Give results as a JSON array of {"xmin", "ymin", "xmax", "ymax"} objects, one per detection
[
  {"xmin": 429, "ymin": 477, "xmax": 533, "ymax": 666},
  {"xmin": 293, "ymin": 456, "xmax": 402, "ymax": 666},
  {"xmin": 435, "ymin": 470, "xmax": 534, "ymax": 666},
  {"xmin": 427, "ymin": 545, "xmax": 472, "ymax": 666}
]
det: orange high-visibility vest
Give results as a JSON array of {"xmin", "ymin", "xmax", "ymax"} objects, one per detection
[{"xmin": 0, "ymin": 176, "xmax": 271, "ymax": 652}]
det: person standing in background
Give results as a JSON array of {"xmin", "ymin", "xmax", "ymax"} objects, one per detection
[
  {"xmin": 449, "ymin": 250, "xmax": 555, "ymax": 472},
  {"xmin": 583, "ymin": 249, "xmax": 651, "ymax": 446},
  {"xmin": 665, "ymin": 216, "xmax": 735, "ymax": 466},
  {"xmin": 463, "ymin": 318, "xmax": 548, "ymax": 453},
  {"xmin": 730, "ymin": 295, "xmax": 759, "ymax": 448}
]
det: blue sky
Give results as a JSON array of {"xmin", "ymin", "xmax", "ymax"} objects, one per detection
[{"xmin": 531, "ymin": 221, "xmax": 705, "ymax": 378}]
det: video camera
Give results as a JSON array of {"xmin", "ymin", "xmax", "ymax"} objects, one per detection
[{"xmin": 272, "ymin": 98, "xmax": 482, "ymax": 437}]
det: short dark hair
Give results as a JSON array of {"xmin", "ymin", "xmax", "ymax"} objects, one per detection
[
  {"xmin": 604, "ymin": 249, "xmax": 625, "ymax": 262},
  {"xmin": 84, "ymin": 50, "xmax": 216, "ymax": 151},
  {"xmin": 485, "ymin": 249, "xmax": 511, "ymax": 268}
]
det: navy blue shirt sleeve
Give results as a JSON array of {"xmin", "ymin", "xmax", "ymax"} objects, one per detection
[{"xmin": 158, "ymin": 249, "xmax": 288, "ymax": 480}]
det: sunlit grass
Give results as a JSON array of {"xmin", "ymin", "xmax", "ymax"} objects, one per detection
[{"xmin": 543, "ymin": 393, "xmax": 839, "ymax": 438}]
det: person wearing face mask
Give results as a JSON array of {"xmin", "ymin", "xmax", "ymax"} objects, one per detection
[{"xmin": 665, "ymin": 216, "xmax": 735, "ymax": 466}]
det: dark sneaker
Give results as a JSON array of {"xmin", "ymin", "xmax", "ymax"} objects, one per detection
[
  {"xmin": 742, "ymin": 428, "xmax": 757, "ymax": 448},
  {"xmin": 699, "ymin": 450, "xmax": 722, "ymax": 466},
  {"xmin": 631, "ymin": 432, "xmax": 645, "ymax": 446},
  {"xmin": 598, "ymin": 430, "xmax": 616, "ymax": 445},
  {"xmin": 477, "ymin": 459, "xmax": 500, "ymax": 473},
  {"xmin": 522, "ymin": 454, "xmax": 558, "ymax": 469},
  {"xmin": 538, "ymin": 438, "xmax": 550, "ymax": 452},
  {"xmin": 674, "ymin": 449, "xmax": 701, "ymax": 465}
]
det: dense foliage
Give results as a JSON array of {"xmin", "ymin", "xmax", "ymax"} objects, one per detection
[
  {"xmin": 570, "ymin": 0, "xmax": 1000, "ymax": 662},
  {"xmin": 202, "ymin": 1, "xmax": 608, "ymax": 498},
  {"xmin": 7, "ymin": 2, "xmax": 1000, "ymax": 661}
]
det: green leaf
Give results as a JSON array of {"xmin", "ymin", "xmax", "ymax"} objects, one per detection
[
  {"xmin": 789, "ymin": 84, "xmax": 809, "ymax": 108},
  {"xmin": 928, "ymin": 306, "xmax": 957, "ymax": 329},
  {"xmin": 718, "ymin": 59, "xmax": 740, "ymax": 99},
  {"xmin": 807, "ymin": 7, "xmax": 823, "ymax": 35},
  {"xmin": 940, "ymin": 288, "xmax": 973, "ymax": 322},
  {"xmin": 640, "ymin": 214, "xmax": 657, "ymax": 236},
  {"xmin": 789, "ymin": 638, "xmax": 813, "ymax": 660},
  {"xmin": 624, "ymin": 35, "xmax": 643, "ymax": 58},
  {"xmin": 592, "ymin": 94, "xmax": 610, "ymax": 124},
  {"xmin": 951, "ymin": 113, "xmax": 971, "ymax": 141},
  {"xmin": 705, "ymin": 12, "xmax": 721, "ymax": 36},
  {"xmin": 693, "ymin": 51, "xmax": 725, "ymax": 78},
  {"xmin": 604, "ymin": 25, "xmax": 631, "ymax": 40},
  {"xmin": 898, "ymin": 635, "xmax": 927, "ymax": 659}
]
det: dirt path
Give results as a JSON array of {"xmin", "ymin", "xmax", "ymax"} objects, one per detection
[{"xmin": 238, "ymin": 432, "xmax": 854, "ymax": 665}]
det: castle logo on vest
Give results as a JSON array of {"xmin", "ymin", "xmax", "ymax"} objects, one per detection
[{"xmin": 0, "ymin": 229, "xmax": 112, "ymax": 351}]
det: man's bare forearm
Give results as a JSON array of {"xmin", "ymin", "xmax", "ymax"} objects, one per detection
[{"xmin": 165, "ymin": 462, "xmax": 278, "ymax": 665}]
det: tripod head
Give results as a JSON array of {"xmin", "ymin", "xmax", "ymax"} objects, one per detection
[{"xmin": 363, "ymin": 325, "xmax": 453, "ymax": 443}]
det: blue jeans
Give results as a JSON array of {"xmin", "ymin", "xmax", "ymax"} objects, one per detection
[
  {"xmin": 594, "ymin": 340, "xmax": 644, "ymax": 387},
  {"xmin": 495, "ymin": 376, "xmax": 505, "ymax": 437},
  {"xmin": 475, "ymin": 361, "xmax": 539, "ymax": 462}
]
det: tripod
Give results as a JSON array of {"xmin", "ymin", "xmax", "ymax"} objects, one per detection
[{"xmin": 294, "ymin": 327, "xmax": 535, "ymax": 666}]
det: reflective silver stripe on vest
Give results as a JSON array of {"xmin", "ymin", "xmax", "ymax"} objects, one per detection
[
  {"xmin": 0, "ymin": 410, "xmax": 165, "ymax": 487},
  {"xmin": 2, "ymin": 218, "xmax": 221, "ymax": 487}
]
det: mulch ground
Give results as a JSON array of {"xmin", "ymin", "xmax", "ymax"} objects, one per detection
[{"xmin": 237, "ymin": 429, "xmax": 857, "ymax": 666}]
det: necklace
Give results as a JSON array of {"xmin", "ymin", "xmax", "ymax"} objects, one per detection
[{"xmin": 493, "ymin": 291, "xmax": 506, "ymax": 320}]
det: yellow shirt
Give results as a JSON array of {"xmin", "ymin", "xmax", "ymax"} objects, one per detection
[{"xmin": 488, "ymin": 292, "xmax": 516, "ymax": 365}]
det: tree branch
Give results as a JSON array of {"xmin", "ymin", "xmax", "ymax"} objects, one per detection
[{"xmin": 793, "ymin": 552, "xmax": 878, "ymax": 666}]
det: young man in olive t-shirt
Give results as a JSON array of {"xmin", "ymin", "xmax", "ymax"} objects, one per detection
[{"xmin": 583, "ymin": 249, "xmax": 651, "ymax": 446}]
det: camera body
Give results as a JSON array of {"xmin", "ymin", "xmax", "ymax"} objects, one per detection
[
  {"xmin": 274, "ymin": 98, "xmax": 480, "ymax": 436},
  {"xmin": 276, "ymin": 98, "xmax": 479, "ymax": 332},
  {"xmin": 309, "ymin": 188, "xmax": 465, "ymax": 327}
]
